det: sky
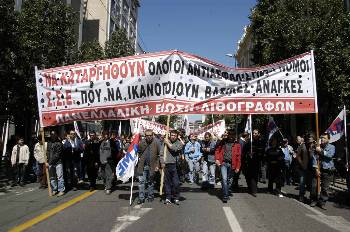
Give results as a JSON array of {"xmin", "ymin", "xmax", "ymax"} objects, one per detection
[
  {"xmin": 138, "ymin": 0, "xmax": 257, "ymax": 67},
  {"xmin": 138, "ymin": 0, "xmax": 257, "ymax": 121}
]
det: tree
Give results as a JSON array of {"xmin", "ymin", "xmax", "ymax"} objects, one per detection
[
  {"xmin": 73, "ymin": 40, "xmax": 104, "ymax": 63},
  {"xmin": 11, "ymin": 0, "xmax": 77, "ymax": 138},
  {"xmin": 0, "ymin": 0, "xmax": 19, "ymax": 117},
  {"xmin": 156, "ymin": 115, "xmax": 180, "ymax": 129},
  {"xmin": 105, "ymin": 28, "xmax": 135, "ymax": 59},
  {"xmin": 250, "ymin": 0, "xmax": 350, "ymax": 129}
]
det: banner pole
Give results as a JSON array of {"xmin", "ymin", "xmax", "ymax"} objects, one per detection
[
  {"xmin": 159, "ymin": 115, "xmax": 170, "ymax": 198},
  {"xmin": 129, "ymin": 173, "xmax": 134, "ymax": 206},
  {"xmin": 40, "ymin": 128, "xmax": 52, "ymax": 197},
  {"xmin": 344, "ymin": 105, "xmax": 348, "ymax": 172}
]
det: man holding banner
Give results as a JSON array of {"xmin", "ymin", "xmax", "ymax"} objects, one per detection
[
  {"xmin": 313, "ymin": 132, "xmax": 335, "ymax": 209},
  {"xmin": 160, "ymin": 130, "xmax": 183, "ymax": 205},
  {"xmin": 136, "ymin": 129, "xmax": 161, "ymax": 204}
]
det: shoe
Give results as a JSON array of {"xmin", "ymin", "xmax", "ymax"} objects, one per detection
[
  {"xmin": 310, "ymin": 201, "xmax": 317, "ymax": 207},
  {"xmin": 137, "ymin": 199, "xmax": 145, "ymax": 204},
  {"xmin": 317, "ymin": 202, "xmax": 326, "ymax": 210},
  {"xmin": 164, "ymin": 199, "xmax": 172, "ymax": 205},
  {"xmin": 174, "ymin": 199, "xmax": 180, "ymax": 205},
  {"xmin": 19, "ymin": 182, "xmax": 24, "ymax": 187},
  {"xmin": 78, "ymin": 180, "xmax": 84, "ymax": 184},
  {"xmin": 57, "ymin": 192, "xmax": 65, "ymax": 197},
  {"xmin": 106, "ymin": 190, "xmax": 111, "ymax": 195},
  {"xmin": 52, "ymin": 191, "xmax": 58, "ymax": 196},
  {"xmin": 222, "ymin": 198, "xmax": 228, "ymax": 203},
  {"xmin": 73, "ymin": 187, "xmax": 78, "ymax": 191},
  {"xmin": 250, "ymin": 193, "xmax": 257, "ymax": 197},
  {"xmin": 299, "ymin": 196, "xmax": 305, "ymax": 203},
  {"xmin": 89, "ymin": 187, "xmax": 95, "ymax": 192},
  {"xmin": 278, "ymin": 194, "xmax": 284, "ymax": 198}
]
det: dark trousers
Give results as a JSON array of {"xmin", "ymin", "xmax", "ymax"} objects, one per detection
[
  {"xmin": 243, "ymin": 159, "xmax": 259, "ymax": 194},
  {"xmin": 319, "ymin": 169, "xmax": 333, "ymax": 204},
  {"xmin": 63, "ymin": 159, "xmax": 80, "ymax": 189},
  {"xmin": 164, "ymin": 163, "xmax": 180, "ymax": 200},
  {"xmin": 87, "ymin": 162, "xmax": 98, "ymax": 188},
  {"xmin": 12, "ymin": 163, "xmax": 26, "ymax": 184},
  {"xmin": 231, "ymin": 170, "xmax": 240, "ymax": 189},
  {"xmin": 268, "ymin": 163, "xmax": 282, "ymax": 193},
  {"xmin": 101, "ymin": 161, "xmax": 114, "ymax": 190}
]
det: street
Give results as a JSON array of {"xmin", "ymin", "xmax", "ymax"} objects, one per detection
[{"xmin": 2, "ymin": 177, "xmax": 350, "ymax": 232}]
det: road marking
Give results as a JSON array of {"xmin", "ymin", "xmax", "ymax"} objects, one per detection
[
  {"xmin": 111, "ymin": 206, "xmax": 152, "ymax": 232},
  {"xmin": 294, "ymin": 199, "xmax": 350, "ymax": 232},
  {"xmin": 8, "ymin": 190, "xmax": 97, "ymax": 232},
  {"xmin": 223, "ymin": 207, "xmax": 243, "ymax": 232}
]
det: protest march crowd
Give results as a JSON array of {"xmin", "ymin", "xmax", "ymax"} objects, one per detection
[{"xmin": 8, "ymin": 120, "xmax": 348, "ymax": 210}]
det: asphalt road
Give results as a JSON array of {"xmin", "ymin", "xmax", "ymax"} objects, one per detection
[{"xmin": 1, "ymin": 177, "xmax": 350, "ymax": 232}]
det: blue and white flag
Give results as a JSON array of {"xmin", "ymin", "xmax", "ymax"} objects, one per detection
[
  {"xmin": 245, "ymin": 115, "xmax": 252, "ymax": 134},
  {"xmin": 116, "ymin": 127, "xmax": 140, "ymax": 183},
  {"xmin": 267, "ymin": 116, "xmax": 278, "ymax": 141},
  {"xmin": 73, "ymin": 121, "xmax": 81, "ymax": 139},
  {"xmin": 326, "ymin": 108, "xmax": 345, "ymax": 143}
]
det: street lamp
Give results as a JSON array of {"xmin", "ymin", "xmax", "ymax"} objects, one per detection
[
  {"xmin": 225, "ymin": 53, "xmax": 239, "ymax": 137},
  {"xmin": 225, "ymin": 53, "xmax": 237, "ymax": 68}
]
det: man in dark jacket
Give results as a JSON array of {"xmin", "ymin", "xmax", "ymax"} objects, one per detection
[
  {"xmin": 137, "ymin": 129, "xmax": 161, "ymax": 204},
  {"xmin": 47, "ymin": 131, "xmax": 65, "ymax": 196},
  {"xmin": 160, "ymin": 130, "xmax": 183, "ymax": 205},
  {"xmin": 242, "ymin": 129, "xmax": 264, "ymax": 197},
  {"xmin": 266, "ymin": 136, "xmax": 284, "ymax": 197},
  {"xmin": 295, "ymin": 135, "xmax": 309, "ymax": 202},
  {"xmin": 84, "ymin": 131, "xmax": 100, "ymax": 191},
  {"xmin": 99, "ymin": 131, "xmax": 117, "ymax": 195}
]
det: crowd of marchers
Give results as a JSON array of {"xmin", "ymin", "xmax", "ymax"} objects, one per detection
[{"xmin": 7, "ymin": 127, "xmax": 344, "ymax": 210}]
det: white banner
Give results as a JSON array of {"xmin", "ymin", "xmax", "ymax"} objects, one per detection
[
  {"xmin": 35, "ymin": 51, "xmax": 317, "ymax": 127},
  {"xmin": 192, "ymin": 120, "xmax": 226, "ymax": 139},
  {"xmin": 130, "ymin": 118, "xmax": 173, "ymax": 135}
]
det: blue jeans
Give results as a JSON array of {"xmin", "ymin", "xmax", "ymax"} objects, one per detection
[
  {"xmin": 299, "ymin": 169, "xmax": 307, "ymax": 197},
  {"xmin": 138, "ymin": 166, "xmax": 154, "ymax": 200},
  {"xmin": 221, "ymin": 162, "xmax": 232, "ymax": 199},
  {"xmin": 186, "ymin": 158, "xmax": 200, "ymax": 183},
  {"xmin": 202, "ymin": 161, "xmax": 216, "ymax": 185},
  {"xmin": 49, "ymin": 163, "xmax": 65, "ymax": 192}
]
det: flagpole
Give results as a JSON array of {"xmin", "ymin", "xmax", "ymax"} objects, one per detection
[
  {"xmin": 159, "ymin": 115, "xmax": 170, "ymax": 198},
  {"xmin": 129, "ymin": 173, "xmax": 134, "ymax": 206},
  {"xmin": 344, "ymin": 105, "xmax": 348, "ymax": 172},
  {"xmin": 249, "ymin": 115, "xmax": 253, "ymax": 155},
  {"xmin": 310, "ymin": 50, "xmax": 321, "ymax": 195}
]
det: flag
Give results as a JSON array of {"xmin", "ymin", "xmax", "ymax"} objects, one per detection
[
  {"xmin": 183, "ymin": 115, "xmax": 190, "ymax": 136},
  {"xmin": 116, "ymin": 126, "xmax": 140, "ymax": 183},
  {"xmin": 267, "ymin": 116, "xmax": 278, "ymax": 141},
  {"xmin": 245, "ymin": 115, "xmax": 252, "ymax": 134},
  {"xmin": 118, "ymin": 121, "xmax": 122, "ymax": 137},
  {"xmin": 73, "ymin": 121, "xmax": 82, "ymax": 139},
  {"xmin": 326, "ymin": 108, "xmax": 345, "ymax": 143}
]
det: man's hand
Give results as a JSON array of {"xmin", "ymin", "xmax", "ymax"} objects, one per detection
[
  {"xmin": 181, "ymin": 155, "xmax": 185, "ymax": 160},
  {"xmin": 315, "ymin": 169, "xmax": 321, "ymax": 177},
  {"xmin": 235, "ymin": 169, "xmax": 239, "ymax": 173},
  {"xmin": 315, "ymin": 146, "xmax": 322, "ymax": 153},
  {"xmin": 215, "ymin": 160, "xmax": 220, "ymax": 166},
  {"xmin": 155, "ymin": 166, "xmax": 159, "ymax": 172},
  {"xmin": 161, "ymin": 163, "xmax": 165, "ymax": 169}
]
